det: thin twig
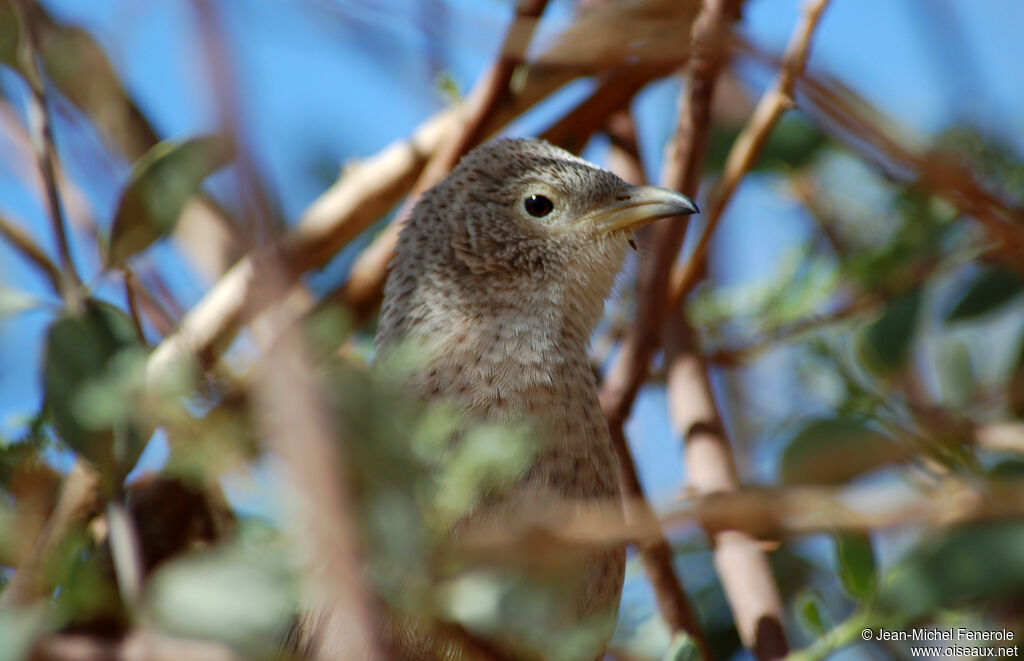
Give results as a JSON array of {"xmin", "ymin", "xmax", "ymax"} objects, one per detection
[
  {"xmin": 29, "ymin": 631, "xmax": 247, "ymax": 661},
  {"xmin": 731, "ymin": 36, "xmax": 1024, "ymax": 265},
  {"xmin": 601, "ymin": 111, "xmax": 709, "ymax": 658},
  {"xmin": 12, "ymin": 0, "xmax": 81, "ymax": 298},
  {"xmin": 248, "ymin": 260, "xmax": 387, "ymax": 660},
  {"xmin": 0, "ymin": 461, "xmax": 101, "ymax": 607},
  {"xmin": 460, "ymin": 473, "xmax": 1024, "ymax": 552},
  {"xmin": 596, "ymin": 0, "xmax": 740, "ymax": 652},
  {"xmin": 671, "ymin": 0, "xmax": 833, "ymax": 303},
  {"xmin": 0, "ymin": 213, "xmax": 63, "ymax": 292},
  {"xmin": 663, "ymin": 2, "xmax": 834, "ymax": 659},
  {"xmin": 123, "ymin": 269, "xmax": 147, "ymax": 341}
]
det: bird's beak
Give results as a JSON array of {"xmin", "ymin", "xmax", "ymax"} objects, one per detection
[{"xmin": 584, "ymin": 185, "xmax": 699, "ymax": 235}]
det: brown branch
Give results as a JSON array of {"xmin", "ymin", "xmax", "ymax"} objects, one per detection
[
  {"xmin": 0, "ymin": 461, "xmax": 100, "ymax": 607},
  {"xmin": 0, "ymin": 213, "xmax": 63, "ymax": 292},
  {"xmin": 600, "ymin": 112, "xmax": 709, "ymax": 658},
  {"xmin": 29, "ymin": 631, "xmax": 246, "ymax": 661},
  {"xmin": 123, "ymin": 269, "xmax": 147, "ymax": 341},
  {"xmin": 249, "ymin": 260, "xmax": 387, "ymax": 660},
  {"xmin": 592, "ymin": 1, "xmax": 744, "ymax": 658},
  {"xmin": 144, "ymin": 111, "xmax": 452, "ymax": 384},
  {"xmin": 671, "ymin": 0, "xmax": 833, "ymax": 303},
  {"xmin": 662, "ymin": 3, "xmax": 833, "ymax": 659},
  {"xmin": 666, "ymin": 316, "xmax": 788, "ymax": 661},
  {"xmin": 12, "ymin": 0, "xmax": 81, "ymax": 297},
  {"xmin": 732, "ymin": 36, "xmax": 1024, "ymax": 266},
  {"xmin": 461, "ymin": 469, "xmax": 1024, "ymax": 552}
]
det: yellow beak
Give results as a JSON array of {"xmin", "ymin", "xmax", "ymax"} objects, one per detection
[{"xmin": 585, "ymin": 185, "xmax": 699, "ymax": 234}]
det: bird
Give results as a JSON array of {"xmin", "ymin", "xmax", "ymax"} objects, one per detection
[{"xmin": 370, "ymin": 137, "xmax": 698, "ymax": 661}]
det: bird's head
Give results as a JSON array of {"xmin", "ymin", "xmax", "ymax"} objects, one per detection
[{"xmin": 382, "ymin": 138, "xmax": 698, "ymax": 345}]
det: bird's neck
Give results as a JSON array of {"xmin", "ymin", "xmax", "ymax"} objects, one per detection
[{"xmin": 400, "ymin": 281, "xmax": 608, "ymax": 422}]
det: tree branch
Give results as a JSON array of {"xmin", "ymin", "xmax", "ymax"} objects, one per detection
[
  {"xmin": 601, "ymin": 110, "xmax": 709, "ymax": 658},
  {"xmin": 671, "ymin": 0, "xmax": 833, "ymax": 303},
  {"xmin": 661, "ymin": 2, "xmax": 834, "ymax": 659},
  {"xmin": 12, "ymin": 0, "xmax": 81, "ymax": 298}
]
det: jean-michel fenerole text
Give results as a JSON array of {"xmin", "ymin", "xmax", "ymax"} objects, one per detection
[{"xmin": 870, "ymin": 628, "xmax": 1016, "ymax": 642}]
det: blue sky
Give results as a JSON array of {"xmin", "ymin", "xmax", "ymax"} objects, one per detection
[{"xmin": 2, "ymin": 0, "xmax": 1022, "ymax": 514}]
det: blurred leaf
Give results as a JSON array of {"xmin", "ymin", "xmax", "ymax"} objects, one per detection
[
  {"xmin": 0, "ymin": 605, "xmax": 48, "ymax": 661},
  {"xmin": 434, "ymin": 69, "xmax": 461, "ymax": 104},
  {"xmin": 46, "ymin": 527, "xmax": 125, "ymax": 629},
  {"xmin": 0, "ymin": 2, "xmax": 19, "ymax": 69},
  {"xmin": 663, "ymin": 632, "xmax": 702, "ymax": 661},
  {"xmin": 794, "ymin": 590, "xmax": 829, "ymax": 637},
  {"xmin": 936, "ymin": 338, "xmax": 975, "ymax": 408},
  {"xmin": 145, "ymin": 544, "xmax": 295, "ymax": 657},
  {"xmin": 433, "ymin": 421, "xmax": 535, "ymax": 527},
  {"xmin": 945, "ymin": 266, "xmax": 1024, "ymax": 322},
  {"xmin": 857, "ymin": 289, "xmax": 923, "ymax": 376},
  {"xmin": 882, "ymin": 521, "xmax": 1024, "ymax": 617},
  {"xmin": 989, "ymin": 459, "xmax": 1024, "ymax": 481},
  {"xmin": 834, "ymin": 533, "xmax": 876, "ymax": 600},
  {"xmin": 43, "ymin": 300, "xmax": 145, "ymax": 485},
  {"xmin": 1009, "ymin": 334, "xmax": 1024, "ymax": 419},
  {"xmin": 108, "ymin": 136, "xmax": 232, "ymax": 266},
  {"xmin": 705, "ymin": 116, "xmax": 829, "ymax": 175},
  {"xmin": 780, "ymin": 418, "xmax": 904, "ymax": 485},
  {"xmin": 0, "ymin": 287, "xmax": 41, "ymax": 320}
]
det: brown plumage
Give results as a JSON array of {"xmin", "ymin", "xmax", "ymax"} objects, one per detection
[{"xmin": 371, "ymin": 138, "xmax": 697, "ymax": 660}]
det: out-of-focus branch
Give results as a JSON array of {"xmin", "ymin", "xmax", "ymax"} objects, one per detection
[
  {"xmin": 663, "ymin": 3, "xmax": 832, "ymax": 659},
  {"xmin": 249, "ymin": 261, "xmax": 386, "ymax": 660},
  {"xmin": 0, "ymin": 213, "xmax": 63, "ymax": 292},
  {"xmin": 543, "ymin": 62, "xmax": 677, "ymax": 155},
  {"xmin": 599, "ymin": 0, "xmax": 734, "ymax": 433},
  {"xmin": 796, "ymin": 72, "xmax": 1024, "ymax": 261},
  {"xmin": 671, "ymin": 0, "xmax": 833, "ymax": 302},
  {"xmin": 666, "ymin": 315, "xmax": 789, "ymax": 661},
  {"xmin": 732, "ymin": 37, "xmax": 1024, "ymax": 265},
  {"xmin": 29, "ymin": 631, "xmax": 246, "ymax": 661},
  {"xmin": 144, "ymin": 110, "xmax": 452, "ymax": 384},
  {"xmin": 601, "ymin": 111, "xmax": 708, "ymax": 658},
  {"xmin": 596, "ymin": 1, "xmax": 741, "ymax": 656},
  {"xmin": 12, "ymin": 0, "xmax": 81, "ymax": 298},
  {"xmin": 596, "ymin": 0, "xmax": 742, "ymax": 656},
  {"xmin": 463, "ymin": 471, "xmax": 1024, "ymax": 554},
  {"xmin": 0, "ymin": 461, "xmax": 100, "ymax": 607}
]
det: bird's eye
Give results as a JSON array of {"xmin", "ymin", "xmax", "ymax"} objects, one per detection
[{"xmin": 523, "ymin": 194, "xmax": 554, "ymax": 218}]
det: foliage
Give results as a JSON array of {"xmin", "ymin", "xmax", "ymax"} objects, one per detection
[{"xmin": 1, "ymin": 2, "xmax": 1023, "ymax": 661}]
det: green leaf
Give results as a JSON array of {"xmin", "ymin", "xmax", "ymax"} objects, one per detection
[
  {"xmin": 834, "ymin": 533, "xmax": 876, "ymax": 600},
  {"xmin": 1007, "ymin": 333, "xmax": 1024, "ymax": 419},
  {"xmin": 145, "ymin": 545, "xmax": 295, "ymax": 657},
  {"xmin": 43, "ymin": 300, "xmax": 145, "ymax": 485},
  {"xmin": 794, "ymin": 590, "xmax": 829, "ymax": 637},
  {"xmin": 108, "ymin": 135, "xmax": 232, "ymax": 266},
  {"xmin": 0, "ymin": 605, "xmax": 49, "ymax": 661},
  {"xmin": 946, "ymin": 266, "xmax": 1024, "ymax": 322},
  {"xmin": 663, "ymin": 632, "xmax": 702, "ymax": 661},
  {"xmin": 780, "ymin": 418, "xmax": 905, "ymax": 486},
  {"xmin": 0, "ymin": 2, "xmax": 20, "ymax": 69},
  {"xmin": 857, "ymin": 289, "xmax": 923, "ymax": 376},
  {"xmin": 882, "ymin": 521, "xmax": 1024, "ymax": 617},
  {"xmin": 705, "ymin": 116, "xmax": 829, "ymax": 174}
]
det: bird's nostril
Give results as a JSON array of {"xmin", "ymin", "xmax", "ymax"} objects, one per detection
[{"xmin": 615, "ymin": 193, "xmax": 632, "ymax": 201}]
